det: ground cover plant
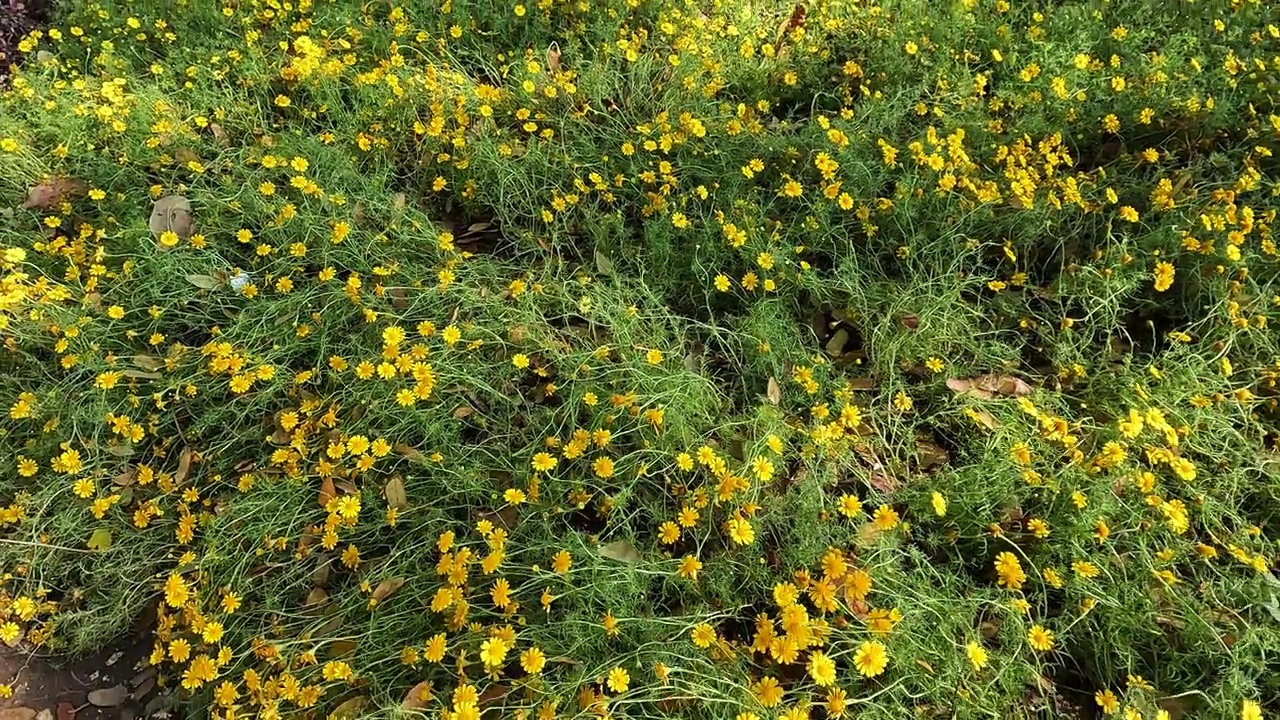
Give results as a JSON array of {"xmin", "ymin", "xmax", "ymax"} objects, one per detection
[{"xmin": 1, "ymin": 0, "xmax": 1279, "ymax": 717}]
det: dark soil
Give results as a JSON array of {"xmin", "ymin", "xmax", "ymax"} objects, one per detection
[
  {"xmin": 0, "ymin": 615, "xmax": 167, "ymax": 720},
  {"xmin": 1, "ymin": 0, "xmax": 51, "ymax": 78}
]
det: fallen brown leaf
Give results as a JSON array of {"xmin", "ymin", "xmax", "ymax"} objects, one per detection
[
  {"xmin": 318, "ymin": 477, "xmax": 336, "ymax": 508},
  {"xmin": 946, "ymin": 374, "xmax": 1033, "ymax": 400},
  {"xmin": 149, "ymin": 194, "xmax": 194, "ymax": 240},
  {"xmin": 372, "ymin": 576, "xmax": 406, "ymax": 602},
  {"xmin": 478, "ymin": 684, "xmax": 508, "ymax": 706},
  {"xmin": 87, "ymin": 686, "xmax": 128, "ymax": 707},
  {"xmin": 965, "ymin": 407, "xmax": 1000, "ymax": 430},
  {"xmin": 389, "ymin": 287, "xmax": 409, "ymax": 309},
  {"xmin": 599, "ymin": 539, "xmax": 641, "ymax": 564},
  {"xmin": 916, "ymin": 436, "xmax": 950, "ymax": 469},
  {"xmin": 825, "ymin": 328, "xmax": 849, "ymax": 357},
  {"xmin": 174, "ymin": 447, "xmax": 192, "ymax": 484},
  {"xmin": 328, "ymin": 695, "xmax": 368, "ymax": 719},
  {"xmin": 402, "ymin": 680, "xmax": 434, "ymax": 710},
  {"xmin": 766, "ymin": 376, "xmax": 781, "ymax": 405},
  {"xmin": 395, "ymin": 443, "xmax": 426, "ymax": 462},
  {"xmin": 114, "ymin": 467, "xmax": 136, "ymax": 486},
  {"xmin": 22, "ymin": 177, "xmax": 86, "ymax": 210},
  {"xmin": 384, "ymin": 476, "xmax": 407, "ymax": 509}
]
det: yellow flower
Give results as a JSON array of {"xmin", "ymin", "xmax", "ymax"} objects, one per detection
[
  {"xmin": 966, "ymin": 641, "xmax": 988, "ymax": 670},
  {"xmin": 677, "ymin": 555, "xmax": 703, "ymax": 580},
  {"xmin": 691, "ymin": 623, "xmax": 716, "ymax": 648},
  {"xmin": 852, "ymin": 641, "xmax": 888, "ymax": 677},
  {"xmin": 551, "ymin": 550, "xmax": 572, "ymax": 574},
  {"xmin": 164, "ymin": 573, "xmax": 190, "ymax": 607},
  {"xmin": 606, "ymin": 666, "xmax": 630, "ymax": 693},
  {"xmin": 930, "ymin": 492, "xmax": 947, "ymax": 517},
  {"xmin": 169, "ymin": 638, "xmax": 192, "ymax": 662},
  {"xmin": 872, "ymin": 504, "xmax": 899, "ymax": 531},
  {"xmin": 837, "ymin": 494, "xmax": 863, "ymax": 518},
  {"xmin": 1095, "ymin": 689, "xmax": 1119, "ymax": 714},
  {"xmin": 532, "ymin": 452, "xmax": 557, "ymax": 472},
  {"xmin": 592, "ymin": 457, "xmax": 615, "ymax": 478},
  {"xmin": 726, "ymin": 516, "xmax": 755, "ymax": 545},
  {"xmin": 753, "ymin": 676, "xmax": 783, "ymax": 707},
  {"xmin": 424, "ymin": 633, "xmax": 447, "ymax": 662},
  {"xmin": 480, "ymin": 637, "xmax": 509, "ymax": 668},
  {"xmin": 995, "ymin": 552, "xmax": 1027, "ymax": 590},
  {"xmin": 520, "ymin": 647, "xmax": 546, "ymax": 674},
  {"xmin": 807, "ymin": 650, "xmax": 836, "ymax": 686},
  {"xmin": 1027, "ymin": 624, "xmax": 1055, "ymax": 651}
]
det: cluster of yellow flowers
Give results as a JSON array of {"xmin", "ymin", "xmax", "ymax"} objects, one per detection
[{"xmin": 2, "ymin": 0, "xmax": 1280, "ymax": 718}]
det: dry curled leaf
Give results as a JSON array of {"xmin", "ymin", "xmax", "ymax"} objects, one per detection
[
  {"xmin": 478, "ymin": 684, "xmax": 508, "ymax": 706},
  {"xmin": 329, "ymin": 639, "xmax": 359, "ymax": 657},
  {"xmin": 389, "ymin": 287, "xmax": 409, "ymax": 309},
  {"xmin": 965, "ymin": 407, "xmax": 1000, "ymax": 430},
  {"xmin": 402, "ymin": 680, "xmax": 434, "ymax": 710},
  {"xmin": 114, "ymin": 467, "xmax": 135, "ymax": 486},
  {"xmin": 318, "ymin": 477, "xmax": 337, "ymax": 509},
  {"xmin": 22, "ymin": 177, "xmax": 86, "ymax": 210},
  {"xmin": 916, "ymin": 435, "xmax": 950, "ymax": 469},
  {"xmin": 149, "ymin": 194, "xmax": 193, "ymax": 243},
  {"xmin": 395, "ymin": 443, "xmax": 426, "ymax": 462},
  {"xmin": 305, "ymin": 587, "xmax": 329, "ymax": 606},
  {"xmin": 87, "ymin": 527, "xmax": 112, "ymax": 551},
  {"xmin": 946, "ymin": 374, "xmax": 1033, "ymax": 400},
  {"xmin": 599, "ymin": 539, "xmax": 641, "ymax": 564},
  {"xmin": 774, "ymin": 3, "xmax": 807, "ymax": 47},
  {"xmin": 825, "ymin": 328, "xmax": 850, "ymax": 357},
  {"xmin": 87, "ymin": 686, "xmax": 128, "ymax": 707},
  {"xmin": 766, "ymin": 376, "xmax": 781, "ymax": 405},
  {"xmin": 384, "ymin": 476, "xmax": 407, "ymax": 509},
  {"xmin": 122, "ymin": 369, "xmax": 162, "ymax": 380},
  {"xmin": 186, "ymin": 274, "xmax": 218, "ymax": 289},
  {"xmin": 547, "ymin": 43, "xmax": 562, "ymax": 72},
  {"xmin": 372, "ymin": 576, "xmax": 406, "ymax": 602},
  {"xmin": 328, "ymin": 695, "xmax": 368, "ymax": 720},
  {"xmin": 175, "ymin": 447, "xmax": 193, "ymax": 484}
]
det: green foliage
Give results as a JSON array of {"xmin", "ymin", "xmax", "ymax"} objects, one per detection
[{"xmin": 0, "ymin": 0, "xmax": 1279, "ymax": 718}]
